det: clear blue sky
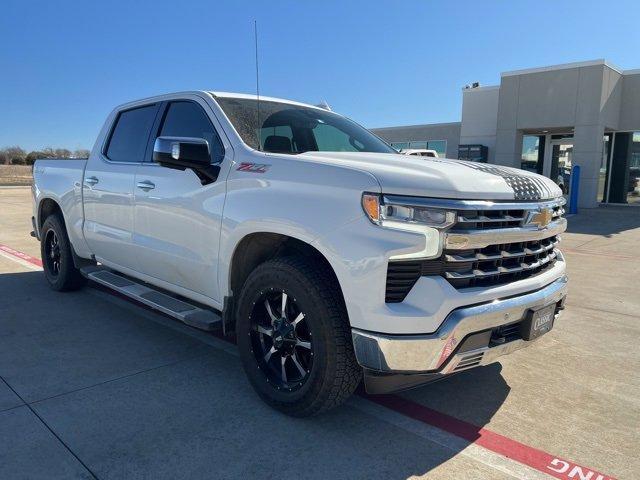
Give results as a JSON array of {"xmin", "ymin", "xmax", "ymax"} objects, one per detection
[{"xmin": 1, "ymin": 0, "xmax": 638, "ymax": 151}]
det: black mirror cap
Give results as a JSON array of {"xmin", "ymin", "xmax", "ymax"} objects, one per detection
[{"xmin": 153, "ymin": 136, "xmax": 221, "ymax": 185}]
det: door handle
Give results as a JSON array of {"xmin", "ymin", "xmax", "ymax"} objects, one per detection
[
  {"xmin": 136, "ymin": 180, "xmax": 156, "ymax": 191},
  {"xmin": 85, "ymin": 176, "xmax": 99, "ymax": 186}
]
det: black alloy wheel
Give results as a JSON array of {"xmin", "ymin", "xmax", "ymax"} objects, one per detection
[
  {"xmin": 249, "ymin": 289, "xmax": 313, "ymax": 391},
  {"xmin": 44, "ymin": 229, "xmax": 61, "ymax": 277},
  {"xmin": 40, "ymin": 214, "xmax": 87, "ymax": 291},
  {"xmin": 236, "ymin": 256, "xmax": 361, "ymax": 416}
]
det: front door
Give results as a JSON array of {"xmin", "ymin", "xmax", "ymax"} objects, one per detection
[
  {"xmin": 132, "ymin": 98, "xmax": 229, "ymax": 303},
  {"xmin": 83, "ymin": 103, "xmax": 160, "ymax": 269}
]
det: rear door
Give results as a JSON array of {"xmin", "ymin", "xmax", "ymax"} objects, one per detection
[
  {"xmin": 83, "ymin": 103, "xmax": 160, "ymax": 269},
  {"xmin": 132, "ymin": 98, "xmax": 229, "ymax": 302}
]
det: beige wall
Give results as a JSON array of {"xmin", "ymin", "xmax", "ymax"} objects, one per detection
[
  {"xmin": 494, "ymin": 63, "xmax": 625, "ymax": 207},
  {"xmin": 460, "ymin": 87, "xmax": 499, "ymax": 162},
  {"xmin": 619, "ymin": 72, "xmax": 640, "ymax": 131},
  {"xmin": 371, "ymin": 122, "xmax": 461, "ymax": 159}
]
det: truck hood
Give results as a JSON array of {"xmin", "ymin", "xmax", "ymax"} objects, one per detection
[{"xmin": 296, "ymin": 151, "xmax": 562, "ymax": 201}]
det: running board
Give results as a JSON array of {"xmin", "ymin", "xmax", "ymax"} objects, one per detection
[{"xmin": 81, "ymin": 266, "xmax": 221, "ymax": 331}]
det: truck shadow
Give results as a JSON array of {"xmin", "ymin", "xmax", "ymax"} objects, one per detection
[
  {"xmin": 305, "ymin": 364, "xmax": 511, "ymax": 479},
  {"xmin": 0, "ymin": 270, "xmax": 510, "ymax": 479}
]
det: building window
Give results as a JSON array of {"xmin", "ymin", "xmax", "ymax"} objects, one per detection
[
  {"xmin": 606, "ymin": 132, "xmax": 640, "ymax": 205},
  {"xmin": 598, "ymin": 134, "xmax": 612, "ymax": 202},
  {"xmin": 629, "ymin": 133, "xmax": 640, "ymax": 204},
  {"xmin": 390, "ymin": 140, "xmax": 447, "ymax": 157},
  {"xmin": 521, "ymin": 135, "xmax": 544, "ymax": 174},
  {"xmin": 390, "ymin": 142, "xmax": 410, "ymax": 151},
  {"xmin": 427, "ymin": 140, "xmax": 447, "ymax": 157}
]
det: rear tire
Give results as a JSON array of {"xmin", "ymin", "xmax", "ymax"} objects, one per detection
[
  {"xmin": 40, "ymin": 214, "xmax": 87, "ymax": 291},
  {"xmin": 236, "ymin": 256, "xmax": 361, "ymax": 417}
]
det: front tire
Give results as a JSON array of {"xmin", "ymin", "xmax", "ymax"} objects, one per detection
[
  {"xmin": 236, "ymin": 256, "xmax": 361, "ymax": 416},
  {"xmin": 40, "ymin": 214, "xmax": 87, "ymax": 291}
]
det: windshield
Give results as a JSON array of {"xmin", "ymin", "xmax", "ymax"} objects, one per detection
[{"xmin": 215, "ymin": 97, "xmax": 396, "ymax": 155}]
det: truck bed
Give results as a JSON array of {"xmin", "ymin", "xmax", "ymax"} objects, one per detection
[{"xmin": 32, "ymin": 158, "xmax": 87, "ymax": 250}]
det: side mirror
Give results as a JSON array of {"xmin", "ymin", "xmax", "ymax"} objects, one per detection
[{"xmin": 153, "ymin": 136, "xmax": 220, "ymax": 185}]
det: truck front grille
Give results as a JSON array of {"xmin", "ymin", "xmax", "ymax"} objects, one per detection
[
  {"xmin": 385, "ymin": 198, "xmax": 565, "ymax": 303},
  {"xmin": 449, "ymin": 203, "xmax": 564, "ymax": 231},
  {"xmin": 440, "ymin": 235, "xmax": 559, "ymax": 289}
]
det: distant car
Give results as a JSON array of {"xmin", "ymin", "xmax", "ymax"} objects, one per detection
[{"xmin": 401, "ymin": 148, "xmax": 439, "ymax": 158}]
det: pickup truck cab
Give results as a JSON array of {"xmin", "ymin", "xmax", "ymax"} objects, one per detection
[{"xmin": 32, "ymin": 91, "xmax": 568, "ymax": 416}]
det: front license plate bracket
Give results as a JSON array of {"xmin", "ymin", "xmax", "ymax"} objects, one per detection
[{"xmin": 520, "ymin": 303, "xmax": 557, "ymax": 341}]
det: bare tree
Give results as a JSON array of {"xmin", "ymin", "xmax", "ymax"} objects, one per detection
[
  {"xmin": 72, "ymin": 149, "xmax": 90, "ymax": 159},
  {"xmin": 2, "ymin": 146, "xmax": 90, "ymax": 165},
  {"xmin": 3, "ymin": 146, "xmax": 27, "ymax": 165},
  {"xmin": 53, "ymin": 148, "xmax": 72, "ymax": 158},
  {"xmin": 25, "ymin": 150, "xmax": 51, "ymax": 165},
  {"xmin": 42, "ymin": 147, "xmax": 56, "ymax": 158}
]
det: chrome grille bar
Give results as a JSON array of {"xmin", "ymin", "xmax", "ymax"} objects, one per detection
[
  {"xmin": 445, "ymin": 218, "xmax": 566, "ymax": 250},
  {"xmin": 382, "ymin": 195, "xmax": 566, "ymax": 211},
  {"xmin": 456, "ymin": 214, "xmax": 525, "ymax": 223},
  {"xmin": 444, "ymin": 250, "xmax": 558, "ymax": 280},
  {"xmin": 444, "ymin": 238, "xmax": 559, "ymax": 263}
]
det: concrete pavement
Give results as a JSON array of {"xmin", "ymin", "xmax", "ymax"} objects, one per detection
[{"xmin": 0, "ymin": 186, "xmax": 637, "ymax": 479}]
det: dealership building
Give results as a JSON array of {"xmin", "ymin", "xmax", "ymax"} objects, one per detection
[{"xmin": 371, "ymin": 59, "xmax": 640, "ymax": 207}]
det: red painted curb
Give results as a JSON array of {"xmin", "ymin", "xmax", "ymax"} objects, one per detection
[
  {"xmin": 0, "ymin": 244, "xmax": 43, "ymax": 267},
  {"xmin": 366, "ymin": 394, "xmax": 616, "ymax": 480}
]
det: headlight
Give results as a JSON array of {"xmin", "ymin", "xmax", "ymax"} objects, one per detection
[
  {"xmin": 362, "ymin": 193, "xmax": 456, "ymax": 229},
  {"xmin": 361, "ymin": 193, "xmax": 457, "ymax": 260}
]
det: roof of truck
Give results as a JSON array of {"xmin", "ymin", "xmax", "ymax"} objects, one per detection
[
  {"xmin": 209, "ymin": 91, "xmax": 327, "ymax": 111},
  {"xmin": 113, "ymin": 91, "xmax": 329, "ymax": 114}
]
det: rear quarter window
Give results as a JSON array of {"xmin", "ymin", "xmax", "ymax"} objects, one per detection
[{"xmin": 105, "ymin": 105, "xmax": 158, "ymax": 162}]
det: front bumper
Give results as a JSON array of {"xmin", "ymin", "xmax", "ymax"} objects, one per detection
[{"xmin": 352, "ymin": 275, "xmax": 568, "ymax": 393}]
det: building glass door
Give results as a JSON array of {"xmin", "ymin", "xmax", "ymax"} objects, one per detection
[
  {"xmin": 598, "ymin": 133, "xmax": 613, "ymax": 202},
  {"xmin": 543, "ymin": 135, "xmax": 573, "ymax": 195},
  {"xmin": 606, "ymin": 132, "xmax": 640, "ymax": 204}
]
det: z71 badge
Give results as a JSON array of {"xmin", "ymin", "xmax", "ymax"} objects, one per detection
[{"xmin": 236, "ymin": 162, "xmax": 270, "ymax": 173}]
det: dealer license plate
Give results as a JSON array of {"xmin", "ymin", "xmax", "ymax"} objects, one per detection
[{"xmin": 521, "ymin": 303, "xmax": 556, "ymax": 341}]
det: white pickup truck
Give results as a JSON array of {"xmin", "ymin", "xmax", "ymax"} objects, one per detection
[{"xmin": 32, "ymin": 91, "xmax": 568, "ymax": 416}]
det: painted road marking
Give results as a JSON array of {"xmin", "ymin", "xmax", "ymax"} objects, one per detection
[
  {"xmin": 0, "ymin": 243, "xmax": 42, "ymax": 270},
  {"xmin": 366, "ymin": 394, "xmax": 616, "ymax": 480},
  {"xmin": 1, "ymin": 243, "xmax": 618, "ymax": 480},
  {"xmin": 350, "ymin": 396, "xmax": 551, "ymax": 480}
]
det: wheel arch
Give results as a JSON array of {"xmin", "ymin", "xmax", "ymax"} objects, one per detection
[
  {"xmin": 38, "ymin": 197, "xmax": 64, "ymax": 230},
  {"xmin": 37, "ymin": 196, "xmax": 93, "ymax": 270},
  {"xmin": 224, "ymin": 232, "xmax": 347, "ymax": 334}
]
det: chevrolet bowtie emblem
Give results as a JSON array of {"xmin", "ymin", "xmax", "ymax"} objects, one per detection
[{"xmin": 527, "ymin": 208, "xmax": 553, "ymax": 228}]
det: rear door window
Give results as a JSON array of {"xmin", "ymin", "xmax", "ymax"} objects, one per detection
[
  {"xmin": 158, "ymin": 101, "xmax": 225, "ymax": 162},
  {"xmin": 106, "ymin": 105, "xmax": 158, "ymax": 162}
]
